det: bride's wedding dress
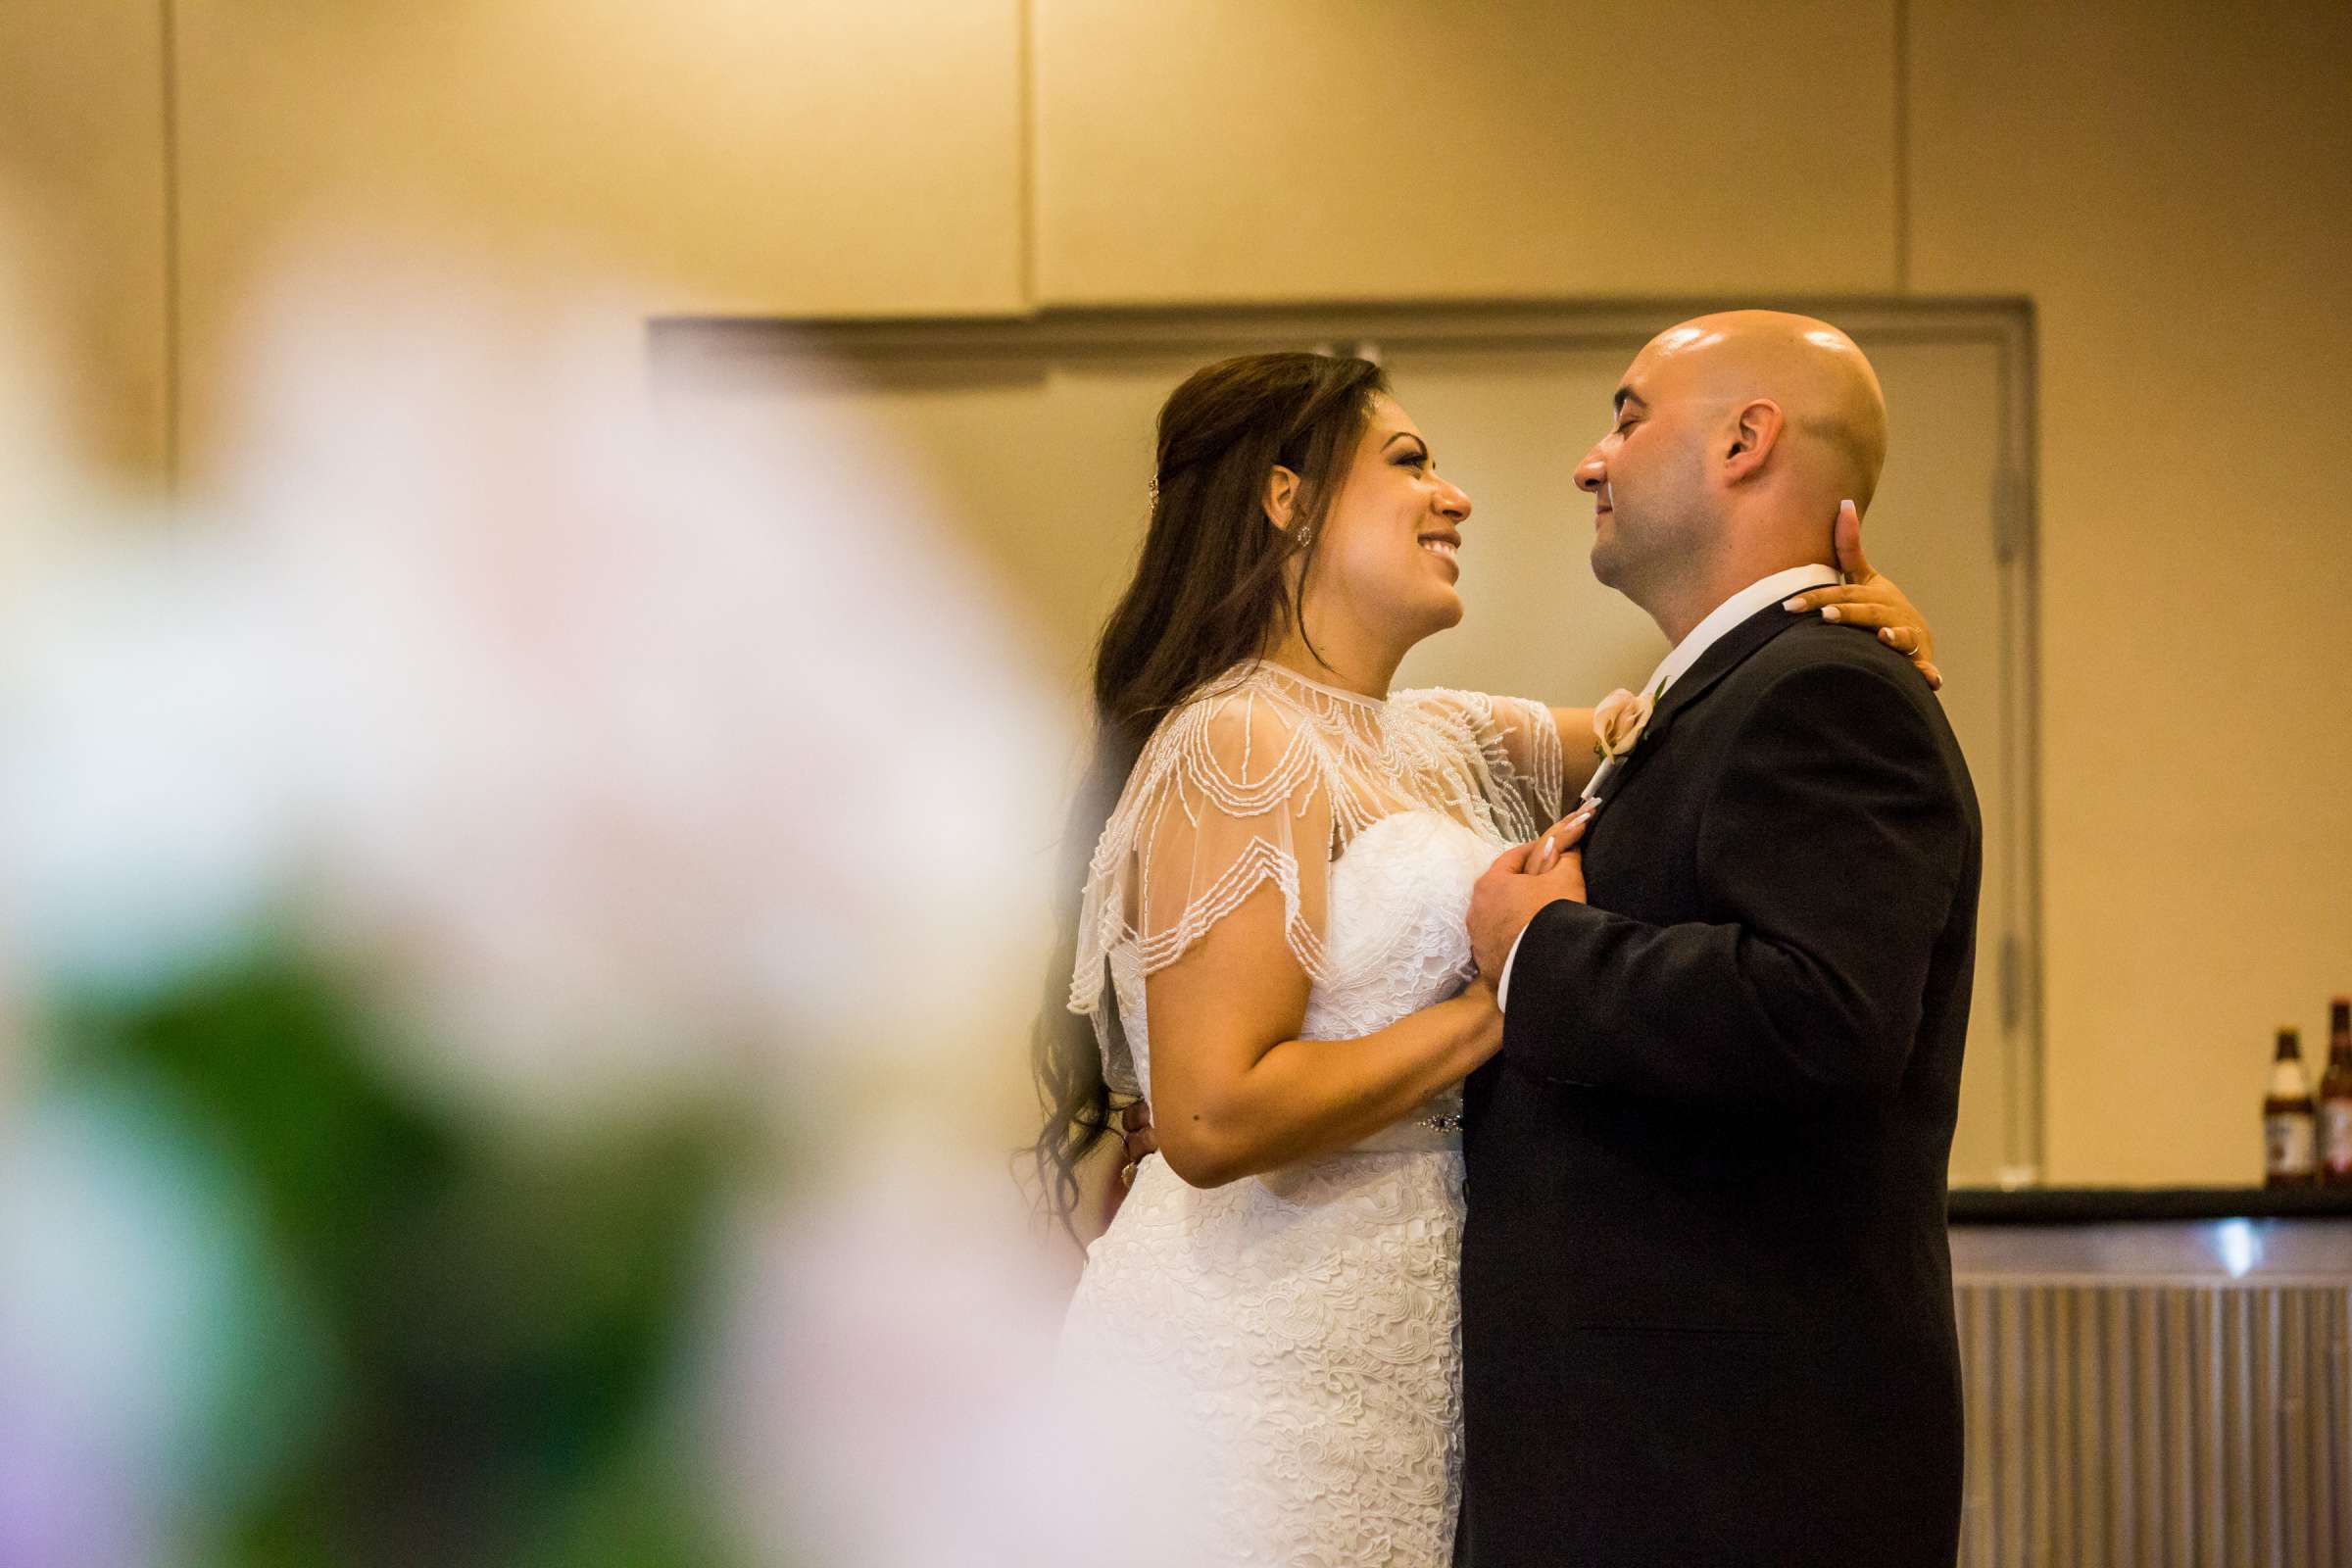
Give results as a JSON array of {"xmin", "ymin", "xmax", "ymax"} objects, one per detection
[{"xmin": 1060, "ymin": 662, "xmax": 1562, "ymax": 1565}]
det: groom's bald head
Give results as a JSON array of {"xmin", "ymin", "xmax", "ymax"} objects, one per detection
[
  {"xmin": 1638, "ymin": 310, "xmax": 1887, "ymax": 512},
  {"xmin": 1579, "ymin": 311, "xmax": 1888, "ymax": 637}
]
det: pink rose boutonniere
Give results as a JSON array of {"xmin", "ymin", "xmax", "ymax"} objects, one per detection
[{"xmin": 1592, "ymin": 687, "xmax": 1656, "ymax": 760}]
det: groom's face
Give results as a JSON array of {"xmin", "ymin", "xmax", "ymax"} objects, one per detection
[{"xmin": 1577, "ymin": 335, "xmax": 1719, "ymax": 601}]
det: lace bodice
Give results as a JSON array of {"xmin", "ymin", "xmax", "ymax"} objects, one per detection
[
  {"xmin": 1072, "ymin": 662, "xmax": 1563, "ymax": 1099},
  {"xmin": 1105, "ymin": 807, "xmax": 1503, "ymax": 1103}
]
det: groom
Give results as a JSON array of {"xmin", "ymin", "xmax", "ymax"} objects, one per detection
[{"xmin": 1459, "ymin": 312, "xmax": 1981, "ymax": 1565}]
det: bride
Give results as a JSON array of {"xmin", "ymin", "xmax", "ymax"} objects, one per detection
[{"xmin": 1036, "ymin": 351, "xmax": 1936, "ymax": 1563}]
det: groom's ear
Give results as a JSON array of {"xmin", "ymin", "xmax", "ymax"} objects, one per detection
[
  {"xmin": 1721, "ymin": 399, "xmax": 1784, "ymax": 485},
  {"xmin": 1262, "ymin": 465, "xmax": 1301, "ymax": 532}
]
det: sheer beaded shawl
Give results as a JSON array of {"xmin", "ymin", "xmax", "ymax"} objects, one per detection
[{"xmin": 1069, "ymin": 662, "xmax": 1565, "ymax": 1097}]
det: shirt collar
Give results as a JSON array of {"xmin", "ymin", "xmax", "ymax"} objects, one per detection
[{"xmin": 1643, "ymin": 564, "xmax": 1842, "ymax": 698}]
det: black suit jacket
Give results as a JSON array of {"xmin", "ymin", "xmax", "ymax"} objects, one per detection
[{"xmin": 1458, "ymin": 603, "xmax": 1982, "ymax": 1567}]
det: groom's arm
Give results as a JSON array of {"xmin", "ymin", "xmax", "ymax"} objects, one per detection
[{"xmin": 1500, "ymin": 657, "xmax": 1969, "ymax": 1110}]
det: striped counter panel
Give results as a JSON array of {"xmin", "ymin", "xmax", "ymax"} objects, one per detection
[{"xmin": 1953, "ymin": 1221, "xmax": 2352, "ymax": 1568}]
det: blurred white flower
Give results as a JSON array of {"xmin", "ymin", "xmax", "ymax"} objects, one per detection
[
  {"xmin": 0, "ymin": 242, "xmax": 1063, "ymax": 1136},
  {"xmin": 0, "ymin": 233, "xmax": 1091, "ymax": 1560},
  {"xmin": 233, "ymin": 256, "xmax": 1060, "ymax": 1133},
  {"xmin": 700, "ymin": 1132, "xmax": 1136, "ymax": 1568},
  {"xmin": 0, "ymin": 531, "xmax": 301, "ymax": 997}
]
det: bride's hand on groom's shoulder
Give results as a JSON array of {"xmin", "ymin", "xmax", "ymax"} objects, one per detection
[
  {"xmin": 1467, "ymin": 805, "xmax": 1598, "ymax": 980},
  {"xmin": 1781, "ymin": 499, "xmax": 1946, "ymax": 691}
]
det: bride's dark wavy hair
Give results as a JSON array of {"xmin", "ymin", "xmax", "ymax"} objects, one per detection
[{"xmin": 1029, "ymin": 350, "xmax": 1391, "ymax": 1232}]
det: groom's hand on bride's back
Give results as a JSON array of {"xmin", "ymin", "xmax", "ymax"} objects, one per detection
[
  {"xmin": 1467, "ymin": 808, "xmax": 1596, "ymax": 982},
  {"xmin": 1119, "ymin": 1099, "xmax": 1158, "ymax": 1176},
  {"xmin": 1098, "ymin": 1100, "xmax": 1159, "ymax": 1228}
]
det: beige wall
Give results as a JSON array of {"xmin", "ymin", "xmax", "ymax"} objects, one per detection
[
  {"xmin": 168, "ymin": 0, "xmax": 1028, "ymax": 468},
  {"xmin": 1909, "ymin": 0, "xmax": 2352, "ymax": 1182},
  {"xmin": 0, "ymin": 0, "xmax": 171, "ymax": 479},
  {"xmin": 1032, "ymin": 0, "xmax": 1899, "ymax": 300},
  {"xmin": 9, "ymin": 0, "xmax": 2349, "ymax": 1182}
]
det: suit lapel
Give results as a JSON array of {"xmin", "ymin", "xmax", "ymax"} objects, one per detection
[{"xmin": 1598, "ymin": 601, "xmax": 1811, "ymax": 801}]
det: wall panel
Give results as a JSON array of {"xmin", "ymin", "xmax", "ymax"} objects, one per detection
[
  {"xmin": 1034, "ymin": 0, "xmax": 1900, "ymax": 303},
  {"xmin": 0, "ymin": 0, "xmax": 171, "ymax": 479},
  {"xmin": 1908, "ymin": 0, "xmax": 2352, "ymax": 1183},
  {"xmin": 173, "ymin": 0, "xmax": 1029, "ymax": 465}
]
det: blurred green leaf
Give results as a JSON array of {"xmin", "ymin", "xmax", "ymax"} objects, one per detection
[{"xmin": 43, "ymin": 942, "xmax": 742, "ymax": 1568}]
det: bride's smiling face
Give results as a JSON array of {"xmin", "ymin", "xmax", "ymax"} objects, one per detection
[{"xmin": 1293, "ymin": 396, "xmax": 1474, "ymax": 645}]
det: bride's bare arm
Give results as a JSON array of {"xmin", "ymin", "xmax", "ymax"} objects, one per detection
[
  {"xmin": 1550, "ymin": 708, "xmax": 1601, "ymax": 796},
  {"xmin": 1145, "ymin": 880, "xmax": 1499, "ymax": 1189}
]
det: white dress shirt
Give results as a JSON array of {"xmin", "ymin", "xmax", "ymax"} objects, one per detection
[{"xmin": 1494, "ymin": 564, "xmax": 1841, "ymax": 1011}]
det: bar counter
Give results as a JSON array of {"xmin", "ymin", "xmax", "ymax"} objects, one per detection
[
  {"xmin": 1945, "ymin": 1187, "xmax": 2352, "ymax": 1566},
  {"xmin": 1951, "ymin": 1184, "xmax": 2352, "ymax": 1225}
]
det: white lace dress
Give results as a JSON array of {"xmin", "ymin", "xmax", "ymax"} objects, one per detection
[{"xmin": 1059, "ymin": 662, "xmax": 1562, "ymax": 1566}]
